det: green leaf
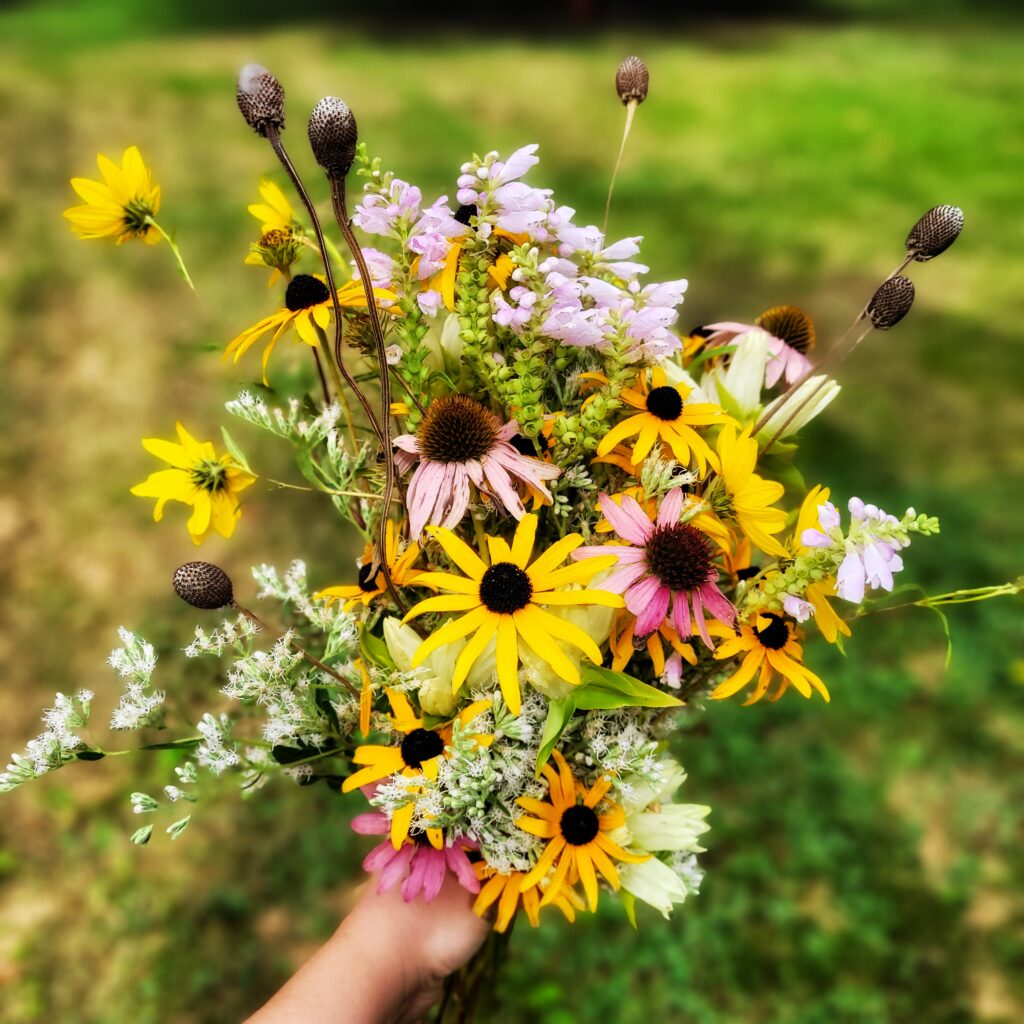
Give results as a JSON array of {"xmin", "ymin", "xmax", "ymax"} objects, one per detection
[
  {"xmin": 685, "ymin": 343, "xmax": 737, "ymax": 372},
  {"xmin": 220, "ymin": 426, "xmax": 252, "ymax": 472},
  {"xmin": 140, "ymin": 739, "xmax": 201, "ymax": 751},
  {"xmin": 620, "ymin": 889, "xmax": 639, "ymax": 930},
  {"xmin": 360, "ymin": 628, "xmax": 395, "ymax": 671},
  {"xmin": 535, "ymin": 696, "xmax": 577, "ymax": 777},
  {"xmin": 578, "ymin": 665, "xmax": 683, "ymax": 709}
]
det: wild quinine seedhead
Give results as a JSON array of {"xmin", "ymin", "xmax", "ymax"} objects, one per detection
[
  {"xmin": 173, "ymin": 561, "xmax": 234, "ymax": 610},
  {"xmin": 236, "ymin": 63, "xmax": 285, "ymax": 137},
  {"xmin": 308, "ymin": 96, "xmax": 358, "ymax": 179}
]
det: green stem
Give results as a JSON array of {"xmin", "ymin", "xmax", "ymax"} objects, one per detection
[{"xmin": 145, "ymin": 217, "xmax": 195, "ymax": 290}]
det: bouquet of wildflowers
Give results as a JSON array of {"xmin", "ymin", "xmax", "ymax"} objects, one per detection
[{"xmin": 7, "ymin": 54, "xmax": 1018, "ymax": 1022}]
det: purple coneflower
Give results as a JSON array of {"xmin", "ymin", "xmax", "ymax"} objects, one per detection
[
  {"xmin": 573, "ymin": 487, "xmax": 734, "ymax": 646},
  {"xmin": 352, "ymin": 811, "xmax": 479, "ymax": 903},
  {"xmin": 704, "ymin": 305, "xmax": 816, "ymax": 388},
  {"xmin": 394, "ymin": 395, "xmax": 561, "ymax": 538}
]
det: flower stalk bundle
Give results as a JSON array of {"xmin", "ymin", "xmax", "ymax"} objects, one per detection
[{"xmin": 7, "ymin": 53, "xmax": 1021, "ymax": 1023}]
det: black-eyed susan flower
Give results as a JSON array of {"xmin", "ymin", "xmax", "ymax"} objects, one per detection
[
  {"xmin": 472, "ymin": 863, "xmax": 585, "ymax": 932},
  {"xmin": 224, "ymin": 273, "xmax": 397, "ymax": 381},
  {"xmin": 341, "ymin": 689, "xmax": 492, "ymax": 848},
  {"xmin": 711, "ymin": 613, "xmax": 829, "ymax": 705},
  {"xmin": 314, "ymin": 521, "xmax": 422, "ymax": 611},
  {"xmin": 706, "ymin": 423, "xmax": 789, "ymax": 558},
  {"xmin": 130, "ymin": 423, "xmax": 255, "ymax": 545},
  {"xmin": 64, "ymin": 146, "xmax": 193, "ymax": 287},
  {"xmin": 592, "ymin": 367, "xmax": 735, "ymax": 472},
  {"xmin": 403, "ymin": 514, "xmax": 623, "ymax": 715},
  {"xmin": 517, "ymin": 750, "xmax": 648, "ymax": 912}
]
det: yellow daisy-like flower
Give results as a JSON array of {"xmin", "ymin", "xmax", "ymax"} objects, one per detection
[
  {"xmin": 472, "ymin": 863, "xmax": 585, "ymax": 932},
  {"xmin": 130, "ymin": 422, "xmax": 256, "ymax": 545},
  {"xmin": 403, "ymin": 514, "xmax": 624, "ymax": 715},
  {"xmin": 788, "ymin": 485, "xmax": 851, "ymax": 645},
  {"xmin": 516, "ymin": 750, "xmax": 648, "ymax": 912},
  {"xmin": 314, "ymin": 521, "xmax": 422, "ymax": 611},
  {"xmin": 64, "ymin": 146, "xmax": 161, "ymax": 245},
  {"xmin": 709, "ymin": 423, "xmax": 789, "ymax": 558},
  {"xmin": 592, "ymin": 367, "xmax": 736, "ymax": 472},
  {"xmin": 711, "ymin": 613, "xmax": 829, "ymax": 705},
  {"xmin": 247, "ymin": 178, "xmax": 295, "ymax": 233},
  {"xmin": 224, "ymin": 273, "xmax": 397, "ymax": 382},
  {"xmin": 341, "ymin": 689, "xmax": 492, "ymax": 849}
]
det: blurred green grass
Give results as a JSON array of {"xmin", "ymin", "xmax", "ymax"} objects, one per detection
[{"xmin": 0, "ymin": 6, "xmax": 1022, "ymax": 1023}]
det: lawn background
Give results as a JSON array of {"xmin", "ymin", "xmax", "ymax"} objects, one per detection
[{"xmin": 0, "ymin": 2, "xmax": 1022, "ymax": 1021}]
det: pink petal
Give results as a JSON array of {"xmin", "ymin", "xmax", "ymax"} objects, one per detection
[
  {"xmin": 599, "ymin": 493, "xmax": 653, "ymax": 545},
  {"xmin": 599, "ymin": 561, "xmax": 649, "ymax": 594},
  {"xmin": 690, "ymin": 592, "xmax": 712, "ymax": 649},
  {"xmin": 363, "ymin": 840, "xmax": 400, "ymax": 874},
  {"xmin": 480, "ymin": 455, "xmax": 526, "ymax": 519},
  {"xmin": 657, "ymin": 487, "xmax": 685, "ymax": 527},
  {"xmin": 439, "ymin": 463, "xmax": 472, "ymax": 529},
  {"xmin": 699, "ymin": 580, "xmax": 736, "ymax": 626},
  {"xmin": 672, "ymin": 591, "xmax": 692, "ymax": 638},
  {"xmin": 400, "ymin": 850, "xmax": 431, "ymax": 902},
  {"xmin": 351, "ymin": 812, "xmax": 389, "ymax": 836},
  {"xmin": 377, "ymin": 844, "xmax": 415, "ymax": 892},
  {"xmin": 407, "ymin": 461, "xmax": 443, "ymax": 538},
  {"xmin": 420, "ymin": 852, "xmax": 448, "ymax": 902},
  {"xmin": 631, "ymin": 579, "xmax": 671, "ymax": 635},
  {"xmin": 445, "ymin": 847, "xmax": 481, "ymax": 894}
]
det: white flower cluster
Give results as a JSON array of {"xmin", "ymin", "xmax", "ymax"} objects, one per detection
[
  {"xmin": 0, "ymin": 690, "xmax": 93, "ymax": 792},
  {"xmin": 108, "ymin": 628, "xmax": 165, "ymax": 731},
  {"xmin": 184, "ymin": 613, "xmax": 260, "ymax": 658},
  {"xmin": 196, "ymin": 713, "xmax": 239, "ymax": 775}
]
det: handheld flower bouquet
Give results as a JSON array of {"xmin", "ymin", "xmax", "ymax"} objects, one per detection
[{"xmin": 7, "ymin": 55, "xmax": 1020, "ymax": 1021}]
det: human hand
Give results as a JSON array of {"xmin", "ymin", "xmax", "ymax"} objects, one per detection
[{"xmin": 246, "ymin": 872, "xmax": 489, "ymax": 1024}]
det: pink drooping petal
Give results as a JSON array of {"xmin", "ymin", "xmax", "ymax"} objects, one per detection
[
  {"xmin": 407, "ymin": 461, "xmax": 445, "ymax": 538},
  {"xmin": 690, "ymin": 592, "xmax": 712, "ymax": 649},
  {"xmin": 597, "ymin": 561, "xmax": 649, "ymax": 594},
  {"xmin": 420, "ymin": 851, "xmax": 449, "ymax": 902},
  {"xmin": 672, "ymin": 590, "xmax": 692, "ymax": 638},
  {"xmin": 363, "ymin": 840, "xmax": 400, "ymax": 874},
  {"xmin": 400, "ymin": 850, "xmax": 431, "ymax": 901},
  {"xmin": 699, "ymin": 579, "xmax": 736, "ymax": 626},
  {"xmin": 480, "ymin": 455, "xmax": 526, "ymax": 519},
  {"xmin": 393, "ymin": 434, "xmax": 421, "ymax": 455},
  {"xmin": 351, "ymin": 812, "xmax": 389, "ymax": 836},
  {"xmin": 438, "ymin": 463, "xmax": 472, "ymax": 530},
  {"xmin": 631, "ymin": 578, "xmax": 671, "ymax": 635},
  {"xmin": 764, "ymin": 350, "xmax": 786, "ymax": 388},
  {"xmin": 599, "ymin": 493, "xmax": 653, "ymax": 545},
  {"xmin": 377, "ymin": 843, "xmax": 415, "ymax": 892},
  {"xmin": 657, "ymin": 487, "xmax": 686, "ymax": 527},
  {"xmin": 445, "ymin": 847, "xmax": 481, "ymax": 894}
]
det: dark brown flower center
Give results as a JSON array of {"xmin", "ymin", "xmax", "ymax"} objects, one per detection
[
  {"xmin": 285, "ymin": 273, "xmax": 330, "ymax": 312},
  {"xmin": 400, "ymin": 728, "xmax": 444, "ymax": 769},
  {"xmin": 478, "ymin": 562, "xmax": 533, "ymax": 614},
  {"xmin": 755, "ymin": 613, "xmax": 790, "ymax": 650},
  {"xmin": 417, "ymin": 395, "xmax": 500, "ymax": 463},
  {"xmin": 645, "ymin": 385, "xmax": 684, "ymax": 421},
  {"xmin": 755, "ymin": 304, "xmax": 816, "ymax": 354},
  {"xmin": 560, "ymin": 804, "xmax": 599, "ymax": 846},
  {"xmin": 645, "ymin": 523, "xmax": 714, "ymax": 592}
]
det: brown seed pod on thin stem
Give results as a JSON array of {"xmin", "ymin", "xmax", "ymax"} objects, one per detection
[
  {"xmin": 604, "ymin": 56, "xmax": 649, "ymax": 237},
  {"xmin": 173, "ymin": 561, "xmax": 360, "ymax": 697},
  {"xmin": 308, "ymin": 95, "xmax": 404, "ymax": 612}
]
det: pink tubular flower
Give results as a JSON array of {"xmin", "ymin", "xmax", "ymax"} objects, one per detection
[
  {"xmin": 352, "ymin": 812, "xmax": 479, "ymax": 903},
  {"xmin": 573, "ymin": 488, "xmax": 734, "ymax": 647},
  {"xmin": 393, "ymin": 395, "xmax": 561, "ymax": 538}
]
